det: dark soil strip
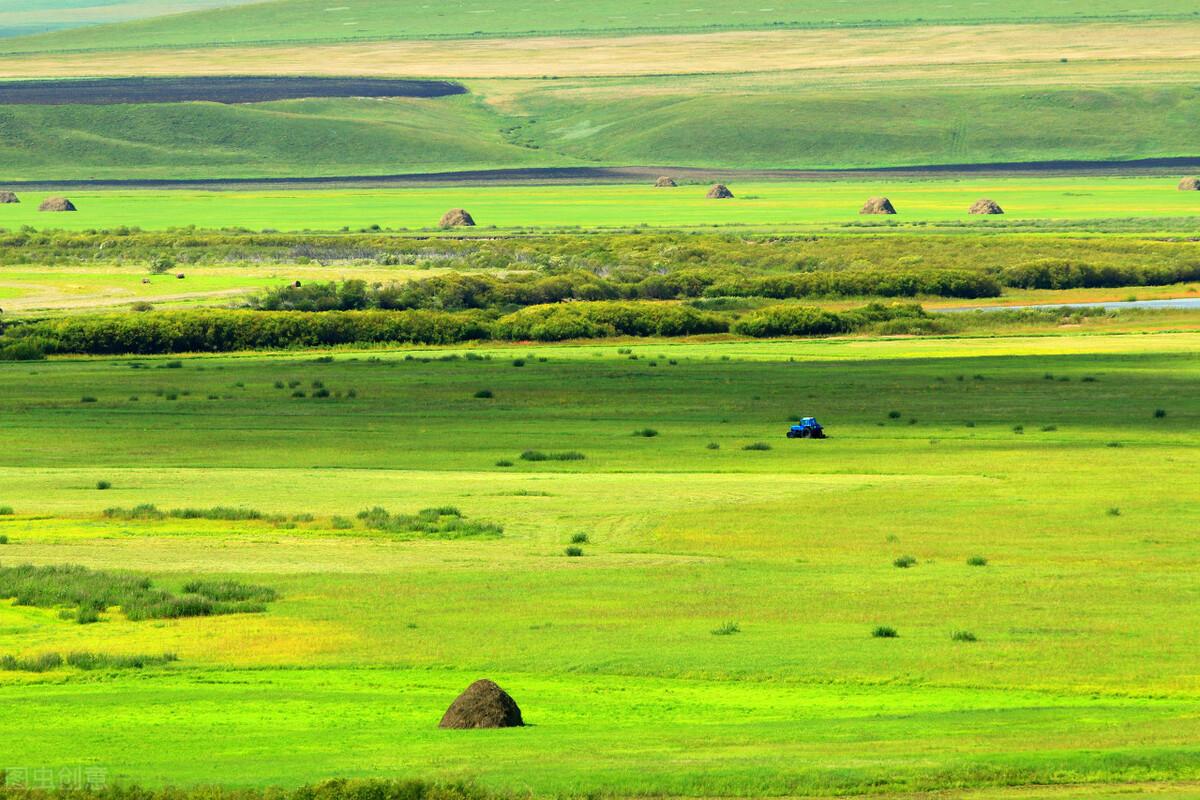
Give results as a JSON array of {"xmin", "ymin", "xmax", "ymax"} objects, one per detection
[
  {"xmin": 0, "ymin": 76, "xmax": 466, "ymax": 105},
  {"xmin": 6, "ymin": 158, "xmax": 1200, "ymax": 190}
]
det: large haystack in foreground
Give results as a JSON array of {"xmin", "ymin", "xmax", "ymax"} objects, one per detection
[
  {"xmin": 439, "ymin": 208, "xmax": 476, "ymax": 227},
  {"xmin": 0, "ymin": 191, "xmax": 19, "ymax": 204},
  {"xmin": 655, "ymin": 176, "xmax": 677, "ymax": 188},
  {"xmin": 968, "ymin": 198, "xmax": 1004, "ymax": 215},
  {"xmin": 38, "ymin": 197, "xmax": 76, "ymax": 212},
  {"xmin": 706, "ymin": 183, "xmax": 734, "ymax": 199},
  {"xmin": 860, "ymin": 197, "xmax": 896, "ymax": 215},
  {"xmin": 1179, "ymin": 177, "xmax": 1200, "ymax": 191},
  {"xmin": 439, "ymin": 679, "xmax": 524, "ymax": 729}
]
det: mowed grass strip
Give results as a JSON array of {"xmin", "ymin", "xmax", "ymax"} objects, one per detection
[
  {"xmin": 4, "ymin": 21, "xmax": 1198, "ymax": 79},
  {"xmin": 5, "ymin": 0, "xmax": 1197, "ymax": 53},
  {"xmin": 3, "ymin": 177, "xmax": 1199, "ymax": 230}
]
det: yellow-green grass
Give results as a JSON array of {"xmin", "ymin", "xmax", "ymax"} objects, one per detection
[
  {"xmin": 0, "ymin": 264, "xmax": 447, "ymax": 315},
  {"xmin": 7, "ymin": 0, "xmax": 1198, "ymax": 54},
  {"xmin": 3, "ymin": 177, "xmax": 1198, "ymax": 233},
  {"xmin": 0, "ymin": 332, "xmax": 1199, "ymax": 794},
  {"xmin": 4, "ymin": 264, "xmax": 1200, "ymax": 317},
  {"xmin": 9, "ymin": 0, "xmax": 1200, "ymax": 55},
  {"xmin": 5, "ymin": 21, "xmax": 1197, "ymax": 80}
]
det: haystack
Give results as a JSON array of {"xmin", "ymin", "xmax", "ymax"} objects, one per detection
[
  {"xmin": 38, "ymin": 197, "xmax": 76, "ymax": 212},
  {"xmin": 655, "ymin": 176, "xmax": 677, "ymax": 188},
  {"xmin": 1179, "ymin": 177, "xmax": 1200, "ymax": 191},
  {"xmin": 968, "ymin": 198, "xmax": 1004, "ymax": 215},
  {"xmin": 0, "ymin": 191, "xmax": 19, "ymax": 204},
  {"xmin": 860, "ymin": 197, "xmax": 896, "ymax": 215},
  {"xmin": 439, "ymin": 679, "xmax": 524, "ymax": 729},
  {"xmin": 706, "ymin": 183, "xmax": 734, "ymax": 199},
  {"xmin": 439, "ymin": 208, "xmax": 475, "ymax": 227}
]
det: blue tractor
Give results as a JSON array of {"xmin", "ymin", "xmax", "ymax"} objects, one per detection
[{"xmin": 786, "ymin": 417, "xmax": 826, "ymax": 439}]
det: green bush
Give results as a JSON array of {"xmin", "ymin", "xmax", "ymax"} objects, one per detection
[
  {"xmin": 493, "ymin": 301, "xmax": 727, "ymax": 342},
  {"xmin": 951, "ymin": 630, "xmax": 978, "ymax": 642},
  {"xmin": 633, "ymin": 428, "xmax": 659, "ymax": 437},
  {"xmin": 570, "ymin": 532, "xmax": 589, "ymax": 544},
  {"xmin": 893, "ymin": 555, "xmax": 918, "ymax": 569},
  {"xmin": 564, "ymin": 546, "xmax": 584, "ymax": 557},
  {"xmin": 872, "ymin": 626, "xmax": 899, "ymax": 638},
  {"xmin": 742, "ymin": 442, "xmax": 771, "ymax": 451},
  {"xmin": 520, "ymin": 450, "xmax": 585, "ymax": 461},
  {"xmin": 966, "ymin": 555, "xmax": 989, "ymax": 567},
  {"xmin": 356, "ymin": 506, "xmax": 502, "ymax": 539},
  {"xmin": 711, "ymin": 621, "xmax": 741, "ymax": 636},
  {"xmin": 0, "ymin": 563, "xmax": 275, "ymax": 623}
]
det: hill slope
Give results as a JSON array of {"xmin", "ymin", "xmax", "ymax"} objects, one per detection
[
  {"xmin": 5, "ymin": 0, "xmax": 1200, "ymax": 52},
  {"xmin": 0, "ymin": 96, "xmax": 560, "ymax": 180}
]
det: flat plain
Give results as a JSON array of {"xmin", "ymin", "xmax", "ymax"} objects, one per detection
[
  {"xmin": 2, "ymin": 332, "xmax": 1200, "ymax": 797},
  {"xmin": 2, "ymin": 0, "xmax": 1200, "ymax": 797}
]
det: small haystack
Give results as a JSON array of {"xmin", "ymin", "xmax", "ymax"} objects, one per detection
[
  {"xmin": 706, "ymin": 183, "xmax": 734, "ymax": 199},
  {"xmin": 440, "ymin": 208, "xmax": 476, "ymax": 227},
  {"xmin": 860, "ymin": 197, "xmax": 896, "ymax": 215},
  {"xmin": 38, "ymin": 197, "xmax": 76, "ymax": 212},
  {"xmin": 968, "ymin": 198, "xmax": 1004, "ymax": 215},
  {"xmin": 439, "ymin": 679, "xmax": 524, "ymax": 729},
  {"xmin": 0, "ymin": 191, "xmax": 19, "ymax": 204},
  {"xmin": 655, "ymin": 176, "xmax": 677, "ymax": 188},
  {"xmin": 1179, "ymin": 177, "xmax": 1200, "ymax": 191}
]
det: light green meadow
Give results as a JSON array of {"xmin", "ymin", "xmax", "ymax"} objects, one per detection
[
  {"xmin": 0, "ymin": 332, "xmax": 1198, "ymax": 797},
  {"xmin": 5, "ymin": 177, "xmax": 1200, "ymax": 233}
]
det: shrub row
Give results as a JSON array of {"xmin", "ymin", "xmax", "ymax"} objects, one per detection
[
  {"xmin": 731, "ymin": 302, "xmax": 933, "ymax": 337},
  {"xmin": 492, "ymin": 301, "xmax": 728, "ymax": 341},
  {"xmin": 253, "ymin": 265, "xmax": 1000, "ymax": 314},
  {"xmin": 999, "ymin": 258, "xmax": 1200, "ymax": 290},
  {"xmin": 0, "ymin": 651, "xmax": 177, "ymax": 673},
  {"xmin": 3, "ymin": 310, "xmax": 490, "ymax": 355},
  {"xmin": 0, "ymin": 301, "xmax": 949, "ymax": 355},
  {"xmin": 0, "ymin": 780, "xmax": 495, "ymax": 800}
]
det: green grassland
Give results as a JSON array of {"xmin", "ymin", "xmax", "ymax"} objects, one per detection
[
  {"xmin": 0, "ymin": 95, "xmax": 559, "ymax": 180},
  {"xmin": 8, "ymin": 0, "xmax": 1200, "ymax": 52},
  {"xmin": 2, "ymin": 84, "xmax": 1199, "ymax": 179},
  {"xmin": 510, "ymin": 83, "xmax": 1200, "ymax": 172},
  {"xmin": 1, "ymin": 332, "xmax": 1199, "ymax": 796},
  {"xmin": 0, "ymin": 0, "xmax": 262, "ymax": 40},
  {"xmin": 3, "ymin": 177, "xmax": 1198, "ymax": 232}
]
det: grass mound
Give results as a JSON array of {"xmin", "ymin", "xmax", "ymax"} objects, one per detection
[
  {"xmin": 37, "ymin": 196, "xmax": 75, "ymax": 212},
  {"xmin": 654, "ymin": 176, "xmax": 678, "ymax": 188},
  {"xmin": 0, "ymin": 191, "xmax": 19, "ymax": 204},
  {"xmin": 439, "ymin": 208, "xmax": 476, "ymax": 227},
  {"xmin": 439, "ymin": 679, "xmax": 524, "ymax": 729},
  {"xmin": 706, "ymin": 184, "xmax": 734, "ymax": 199},
  {"xmin": 1178, "ymin": 177, "xmax": 1200, "ymax": 191},
  {"xmin": 860, "ymin": 197, "xmax": 896, "ymax": 215},
  {"xmin": 968, "ymin": 198, "xmax": 1004, "ymax": 215}
]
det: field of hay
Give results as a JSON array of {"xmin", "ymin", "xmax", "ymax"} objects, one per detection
[
  {"xmin": 1, "ymin": 332, "xmax": 1199, "ymax": 797},
  {"xmin": 5, "ymin": 0, "xmax": 1196, "ymax": 52},
  {"xmin": 2, "ymin": 176, "xmax": 1197, "ymax": 231}
]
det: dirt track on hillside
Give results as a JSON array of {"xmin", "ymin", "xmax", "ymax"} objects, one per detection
[{"xmin": 4, "ymin": 158, "xmax": 1199, "ymax": 190}]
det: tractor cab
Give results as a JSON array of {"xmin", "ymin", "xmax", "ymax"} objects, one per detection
[{"xmin": 786, "ymin": 417, "xmax": 826, "ymax": 439}]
